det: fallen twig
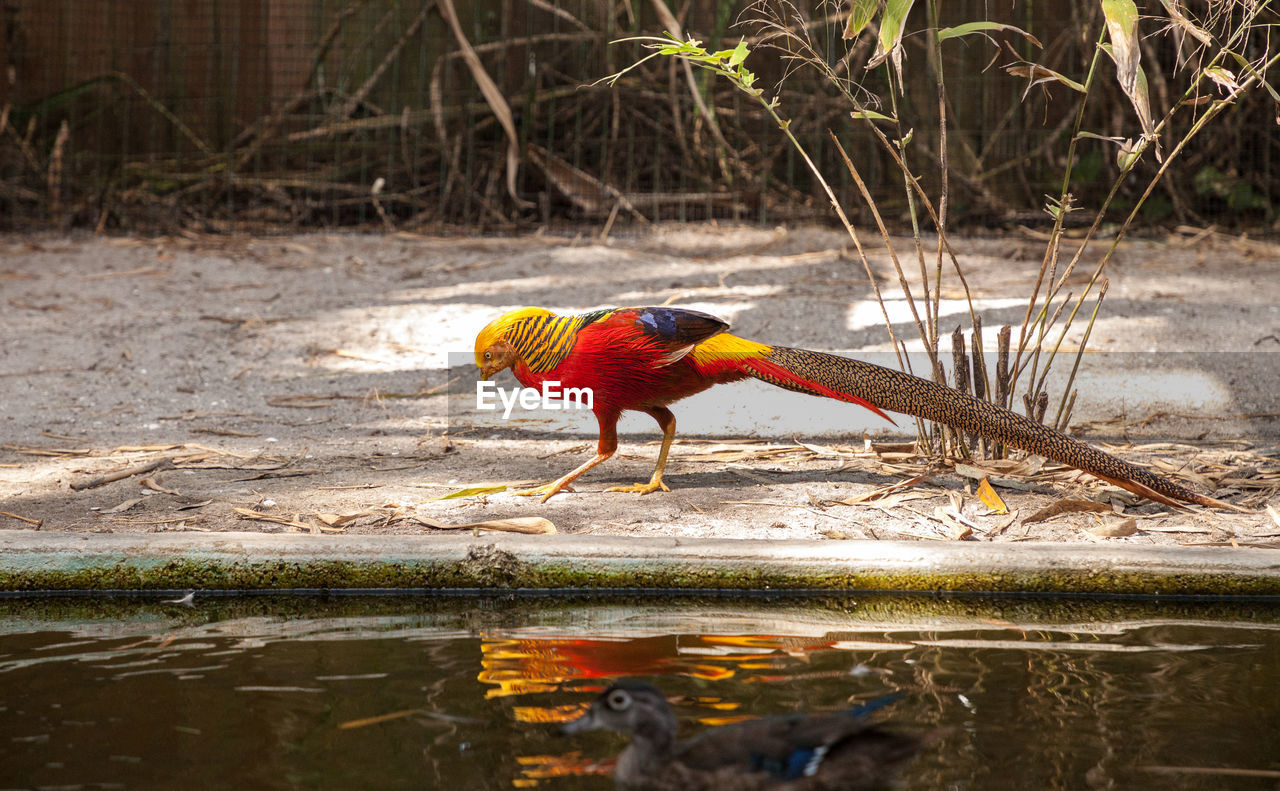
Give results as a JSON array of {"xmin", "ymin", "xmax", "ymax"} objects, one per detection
[
  {"xmin": 3, "ymin": 444, "xmax": 92, "ymax": 456},
  {"xmin": 0, "ymin": 511, "xmax": 42, "ymax": 527},
  {"xmin": 71, "ymin": 457, "xmax": 174, "ymax": 491},
  {"xmin": 232, "ymin": 507, "xmax": 311, "ymax": 530}
]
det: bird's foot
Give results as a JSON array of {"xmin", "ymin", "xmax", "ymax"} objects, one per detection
[
  {"xmin": 605, "ymin": 480, "xmax": 670, "ymax": 496},
  {"xmin": 514, "ymin": 482, "xmax": 574, "ymax": 503}
]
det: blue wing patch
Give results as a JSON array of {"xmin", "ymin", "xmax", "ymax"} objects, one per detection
[
  {"xmin": 749, "ymin": 746, "xmax": 826, "ymax": 780},
  {"xmin": 786, "ymin": 746, "xmax": 825, "ymax": 779},
  {"xmin": 746, "ymin": 693, "xmax": 904, "ymax": 780}
]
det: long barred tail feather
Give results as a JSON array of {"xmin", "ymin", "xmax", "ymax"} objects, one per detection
[
  {"xmin": 747, "ymin": 346, "xmax": 1231, "ymax": 510},
  {"xmin": 741, "ymin": 354, "xmax": 896, "ymax": 424}
]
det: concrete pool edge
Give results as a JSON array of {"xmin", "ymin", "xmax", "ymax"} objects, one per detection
[{"xmin": 1, "ymin": 532, "xmax": 1278, "ymax": 596}]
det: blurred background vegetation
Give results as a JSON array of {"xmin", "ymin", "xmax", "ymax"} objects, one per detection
[{"xmin": 1, "ymin": 0, "xmax": 1276, "ymax": 233}]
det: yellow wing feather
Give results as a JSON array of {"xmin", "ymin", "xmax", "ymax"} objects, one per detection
[{"xmin": 687, "ymin": 333, "xmax": 773, "ymax": 362}]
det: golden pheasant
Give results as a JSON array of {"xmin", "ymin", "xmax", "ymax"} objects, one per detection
[{"xmin": 474, "ymin": 306, "xmax": 1227, "ymax": 508}]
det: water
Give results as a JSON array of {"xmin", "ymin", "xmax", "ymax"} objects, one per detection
[{"xmin": 1, "ymin": 594, "xmax": 1277, "ymax": 790}]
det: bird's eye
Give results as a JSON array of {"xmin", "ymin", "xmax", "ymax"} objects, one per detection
[
  {"xmin": 484, "ymin": 351, "xmax": 492, "ymax": 360},
  {"xmin": 607, "ymin": 691, "xmax": 632, "ymax": 711}
]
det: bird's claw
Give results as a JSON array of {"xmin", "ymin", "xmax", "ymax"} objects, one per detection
[
  {"xmin": 605, "ymin": 480, "xmax": 670, "ymax": 496},
  {"xmin": 515, "ymin": 482, "xmax": 574, "ymax": 503}
]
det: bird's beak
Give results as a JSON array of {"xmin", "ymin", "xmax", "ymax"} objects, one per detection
[
  {"xmin": 560, "ymin": 708, "xmax": 599, "ymax": 735},
  {"xmin": 478, "ymin": 368, "xmax": 491, "ymax": 381}
]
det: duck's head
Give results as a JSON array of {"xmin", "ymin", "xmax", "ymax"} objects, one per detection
[
  {"xmin": 473, "ymin": 307, "xmax": 549, "ymax": 379},
  {"xmin": 560, "ymin": 680, "xmax": 678, "ymax": 738}
]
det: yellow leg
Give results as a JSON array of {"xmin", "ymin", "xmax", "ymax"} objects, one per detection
[
  {"xmin": 606, "ymin": 407, "xmax": 675, "ymax": 496},
  {"xmin": 516, "ymin": 418, "xmax": 618, "ymax": 502}
]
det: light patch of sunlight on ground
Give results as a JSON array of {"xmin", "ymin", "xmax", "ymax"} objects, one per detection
[
  {"xmin": 610, "ymin": 284, "xmax": 782, "ymax": 316},
  {"xmin": 846, "ymin": 297, "xmax": 1026, "ymax": 338},
  {"xmin": 388, "ymin": 250, "xmax": 832, "ymax": 306}
]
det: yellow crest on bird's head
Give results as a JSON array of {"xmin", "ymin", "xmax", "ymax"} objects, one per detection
[
  {"xmin": 474, "ymin": 307, "xmax": 551, "ymax": 357},
  {"xmin": 474, "ymin": 307, "xmax": 553, "ymax": 376}
]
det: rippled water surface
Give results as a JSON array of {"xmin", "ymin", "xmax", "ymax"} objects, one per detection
[{"xmin": 1, "ymin": 594, "xmax": 1277, "ymax": 790}]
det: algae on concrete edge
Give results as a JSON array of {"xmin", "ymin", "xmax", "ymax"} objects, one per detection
[{"xmin": 2, "ymin": 552, "xmax": 1278, "ymax": 595}]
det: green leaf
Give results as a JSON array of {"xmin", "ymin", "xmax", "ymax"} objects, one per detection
[
  {"xmin": 430, "ymin": 485, "xmax": 507, "ymax": 500},
  {"xmin": 1100, "ymin": 0, "xmax": 1139, "ymax": 30},
  {"xmin": 1101, "ymin": 0, "xmax": 1155, "ymax": 142},
  {"xmin": 868, "ymin": 0, "xmax": 915, "ymax": 70},
  {"xmin": 1004, "ymin": 63, "xmax": 1087, "ymax": 94},
  {"xmin": 844, "ymin": 0, "xmax": 880, "ymax": 40},
  {"xmin": 1203, "ymin": 66, "xmax": 1240, "ymax": 93},
  {"xmin": 937, "ymin": 21, "xmax": 1042, "ymax": 48},
  {"xmin": 1116, "ymin": 137, "xmax": 1143, "ymax": 171},
  {"xmin": 1075, "ymin": 131, "xmax": 1126, "ymax": 143},
  {"xmin": 728, "ymin": 39, "xmax": 749, "ymax": 67},
  {"xmin": 1100, "ymin": 0, "xmax": 1139, "ymax": 92},
  {"xmin": 1225, "ymin": 49, "xmax": 1280, "ymax": 104},
  {"xmin": 851, "ymin": 109, "xmax": 897, "ymax": 122}
]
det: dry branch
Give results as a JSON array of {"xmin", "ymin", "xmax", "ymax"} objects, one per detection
[
  {"xmin": 436, "ymin": 0, "xmax": 532, "ymax": 209},
  {"xmin": 71, "ymin": 458, "xmax": 174, "ymax": 491}
]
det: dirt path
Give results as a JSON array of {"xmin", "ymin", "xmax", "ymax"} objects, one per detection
[{"xmin": 1, "ymin": 226, "xmax": 1277, "ymax": 546}]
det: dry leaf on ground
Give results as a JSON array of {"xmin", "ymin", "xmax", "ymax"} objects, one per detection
[
  {"xmin": 976, "ymin": 477, "xmax": 1009, "ymax": 514},
  {"xmin": 102, "ymin": 497, "xmax": 146, "ymax": 514},
  {"xmin": 1088, "ymin": 517, "xmax": 1139, "ymax": 537},
  {"xmin": 411, "ymin": 516, "xmax": 556, "ymax": 535},
  {"xmin": 316, "ymin": 512, "xmax": 377, "ymax": 527},
  {"xmin": 140, "ymin": 477, "xmax": 180, "ymax": 495}
]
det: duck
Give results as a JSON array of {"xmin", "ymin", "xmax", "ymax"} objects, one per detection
[{"xmin": 560, "ymin": 679, "xmax": 922, "ymax": 790}]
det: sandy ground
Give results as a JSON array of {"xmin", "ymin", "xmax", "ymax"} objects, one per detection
[{"xmin": 1, "ymin": 225, "xmax": 1277, "ymax": 546}]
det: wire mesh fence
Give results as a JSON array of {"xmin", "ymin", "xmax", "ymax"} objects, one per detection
[{"xmin": 2, "ymin": 0, "xmax": 1277, "ymax": 233}]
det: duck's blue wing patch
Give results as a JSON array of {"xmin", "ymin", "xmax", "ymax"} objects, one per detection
[
  {"xmin": 748, "ymin": 745, "xmax": 826, "ymax": 780},
  {"xmin": 747, "ymin": 693, "xmax": 906, "ymax": 779}
]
